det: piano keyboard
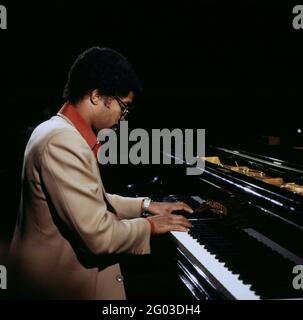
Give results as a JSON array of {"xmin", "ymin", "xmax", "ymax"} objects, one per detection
[
  {"xmin": 171, "ymin": 230, "xmax": 260, "ymax": 300},
  {"xmin": 171, "ymin": 217, "xmax": 301, "ymax": 299}
]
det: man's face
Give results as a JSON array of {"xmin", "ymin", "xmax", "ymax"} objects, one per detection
[{"xmin": 91, "ymin": 91, "xmax": 134, "ymax": 132}]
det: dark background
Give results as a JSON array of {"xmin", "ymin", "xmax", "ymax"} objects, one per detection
[
  {"xmin": 1, "ymin": 1, "xmax": 303, "ymax": 128},
  {"xmin": 1, "ymin": 0, "xmax": 303, "ymax": 277}
]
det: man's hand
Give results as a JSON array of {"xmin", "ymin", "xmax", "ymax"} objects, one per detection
[
  {"xmin": 147, "ymin": 214, "xmax": 193, "ymax": 234},
  {"xmin": 147, "ymin": 201, "xmax": 194, "ymax": 216}
]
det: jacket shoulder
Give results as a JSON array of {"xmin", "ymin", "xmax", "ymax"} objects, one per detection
[{"xmin": 25, "ymin": 116, "xmax": 91, "ymax": 164}]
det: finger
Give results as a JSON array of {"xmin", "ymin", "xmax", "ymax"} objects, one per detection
[
  {"xmin": 169, "ymin": 204, "xmax": 188, "ymax": 213},
  {"xmin": 182, "ymin": 205, "xmax": 194, "ymax": 213},
  {"xmin": 179, "ymin": 202, "xmax": 194, "ymax": 213},
  {"xmin": 171, "ymin": 225, "xmax": 190, "ymax": 232},
  {"xmin": 170, "ymin": 215, "xmax": 193, "ymax": 228},
  {"xmin": 181, "ymin": 220, "xmax": 193, "ymax": 228},
  {"xmin": 174, "ymin": 202, "xmax": 194, "ymax": 213},
  {"xmin": 167, "ymin": 205, "xmax": 183, "ymax": 214}
]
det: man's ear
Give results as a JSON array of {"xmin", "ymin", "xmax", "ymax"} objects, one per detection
[{"xmin": 90, "ymin": 90, "xmax": 102, "ymax": 105}]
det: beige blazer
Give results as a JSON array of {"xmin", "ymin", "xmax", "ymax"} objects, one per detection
[{"xmin": 8, "ymin": 114, "xmax": 151, "ymax": 299}]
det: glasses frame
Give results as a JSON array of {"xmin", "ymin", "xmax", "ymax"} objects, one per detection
[{"xmin": 114, "ymin": 96, "xmax": 132, "ymax": 120}]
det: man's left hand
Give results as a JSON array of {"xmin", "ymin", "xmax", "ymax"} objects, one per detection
[{"xmin": 147, "ymin": 201, "xmax": 194, "ymax": 216}]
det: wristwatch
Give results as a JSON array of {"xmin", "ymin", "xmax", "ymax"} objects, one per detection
[
  {"xmin": 141, "ymin": 197, "xmax": 152, "ymax": 217},
  {"xmin": 142, "ymin": 197, "xmax": 152, "ymax": 212}
]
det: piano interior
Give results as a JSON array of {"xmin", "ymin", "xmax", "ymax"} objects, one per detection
[
  {"xmin": 203, "ymin": 155, "xmax": 303, "ymax": 196},
  {"xmin": 124, "ymin": 147, "xmax": 303, "ymax": 300}
]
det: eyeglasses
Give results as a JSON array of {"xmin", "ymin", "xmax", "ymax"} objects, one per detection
[{"xmin": 114, "ymin": 96, "xmax": 133, "ymax": 120}]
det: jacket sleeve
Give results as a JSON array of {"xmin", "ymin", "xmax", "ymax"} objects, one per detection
[
  {"xmin": 106, "ymin": 194, "xmax": 144, "ymax": 220},
  {"xmin": 40, "ymin": 130, "xmax": 151, "ymax": 255}
]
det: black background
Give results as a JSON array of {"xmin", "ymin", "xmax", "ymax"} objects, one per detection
[{"xmin": 1, "ymin": 1, "xmax": 303, "ymax": 129}]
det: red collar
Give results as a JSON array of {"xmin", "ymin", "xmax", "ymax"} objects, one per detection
[{"xmin": 58, "ymin": 103, "xmax": 100, "ymax": 157}]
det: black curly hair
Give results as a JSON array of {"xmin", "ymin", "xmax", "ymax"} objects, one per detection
[{"xmin": 63, "ymin": 47, "xmax": 142, "ymax": 104}]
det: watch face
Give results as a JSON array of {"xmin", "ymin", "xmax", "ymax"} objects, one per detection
[{"xmin": 143, "ymin": 198, "xmax": 151, "ymax": 210}]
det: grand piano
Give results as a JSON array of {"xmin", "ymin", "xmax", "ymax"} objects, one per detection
[{"xmin": 125, "ymin": 147, "xmax": 303, "ymax": 300}]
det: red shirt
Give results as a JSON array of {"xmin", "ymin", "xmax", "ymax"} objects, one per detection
[{"xmin": 58, "ymin": 103, "xmax": 100, "ymax": 158}]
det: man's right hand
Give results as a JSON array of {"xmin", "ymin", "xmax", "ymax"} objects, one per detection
[{"xmin": 146, "ymin": 214, "xmax": 192, "ymax": 235}]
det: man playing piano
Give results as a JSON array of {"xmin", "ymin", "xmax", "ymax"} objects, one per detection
[{"xmin": 7, "ymin": 47, "xmax": 193, "ymax": 299}]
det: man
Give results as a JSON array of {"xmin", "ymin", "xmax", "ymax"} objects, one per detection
[{"xmin": 8, "ymin": 47, "xmax": 193, "ymax": 299}]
